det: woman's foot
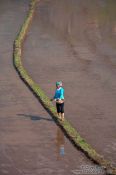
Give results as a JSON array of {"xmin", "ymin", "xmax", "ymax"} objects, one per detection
[
  {"xmin": 61, "ymin": 113, "xmax": 64, "ymax": 121},
  {"xmin": 58, "ymin": 113, "xmax": 61, "ymax": 120}
]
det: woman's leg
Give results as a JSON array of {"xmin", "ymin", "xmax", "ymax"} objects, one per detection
[
  {"xmin": 61, "ymin": 103, "xmax": 64, "ymax": 121},
  {"xmin": 56, "ymin": 103, "xmax": 61, "ymax": 119}
]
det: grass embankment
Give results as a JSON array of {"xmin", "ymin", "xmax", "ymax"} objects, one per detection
[{"xmin": 13, "ymin": 0, "xmax": 116, "ymax": 174}]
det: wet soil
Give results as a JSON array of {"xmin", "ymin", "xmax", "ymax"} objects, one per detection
[
  {"xmin": 0, "ymin": 0, "xmax": 103, "ymax": 175},
  {"xmin": 23, "ymin": 0, "xmax": 116, "ymax": 167}
]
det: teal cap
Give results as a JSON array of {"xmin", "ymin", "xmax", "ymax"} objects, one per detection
[{"xmin": 56, "ymin": 81, "xmax": 61, "ymax": 86}]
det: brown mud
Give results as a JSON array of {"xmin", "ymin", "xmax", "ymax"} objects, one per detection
[
  {"xmin": 23, "ymin": 0, "xmax": 116, "ymax": 167},
  {"xmin": 0, "ymin": 0, "xmax": 104, "ymax": 175}
]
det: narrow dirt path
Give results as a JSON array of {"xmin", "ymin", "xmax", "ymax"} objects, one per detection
[
  {"xmin": 0, "ymin": 1, "xmax": 102, "ymax": 175},
  {"xmin": 23, "ymin": 0, "xmax": 116, "ymax": 168}
]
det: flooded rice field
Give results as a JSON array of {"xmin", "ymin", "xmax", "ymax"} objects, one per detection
[
  {"xmin": 23, "ymin": 0, "xmax": 116, "ymax": 167},
  {"xmin": 0, "ymin": 0, "xmax": 106, "ymax": 174}
]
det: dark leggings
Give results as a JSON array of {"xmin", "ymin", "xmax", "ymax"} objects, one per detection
[{"xmin": 56, "ymin": 103, "xmax": 64, "ymax": 113}]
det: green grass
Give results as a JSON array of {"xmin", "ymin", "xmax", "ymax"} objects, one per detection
[{"xmin": 13, "ymin": 0, "xmax": 116, "ymax": 174}]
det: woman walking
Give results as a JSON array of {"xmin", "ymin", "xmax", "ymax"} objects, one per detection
[{"xmin": 51, "ymin": 81, "xmax": 65, "ymax": 121}]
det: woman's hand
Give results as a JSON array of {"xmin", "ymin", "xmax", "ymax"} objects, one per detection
[{"xmin": 56, "ymin": 99, "xmax": 64, "ymax": 104}]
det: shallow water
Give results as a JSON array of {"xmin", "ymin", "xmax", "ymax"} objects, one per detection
[
  {"xmin": 23, "ymin": 0, "xmax": 116, "ymax": 167},
  {"xmin": 0, "ymin": 1, "xmax": 106, "ymax": 175}
]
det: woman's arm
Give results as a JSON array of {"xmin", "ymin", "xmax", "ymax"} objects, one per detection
[{"xmin": 59, "ymin": 88, "xmax": 64, "ymax": 100}]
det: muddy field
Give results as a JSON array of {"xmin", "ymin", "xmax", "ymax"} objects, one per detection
[
  {"xmin": 23, "ymin": 0, "xmax": 116, "ymax": 166},
  {"xmin": 0, "ymin": 0, "xmax": 106, "ymax": 175}
]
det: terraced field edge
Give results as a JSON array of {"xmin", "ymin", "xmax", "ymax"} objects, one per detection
[{"xmin": 13, "ymin": 0, "xmax": 116, "ymax": 174}]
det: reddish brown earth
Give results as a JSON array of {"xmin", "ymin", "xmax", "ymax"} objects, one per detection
[
  {"xmin": 23, "ymin": 0, "xmax": 116, "ymax": 168},
  {"xmin": 0, "ymin": 1, "xmax": 104, "ymax": 175}
]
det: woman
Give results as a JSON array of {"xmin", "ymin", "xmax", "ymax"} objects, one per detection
[{"xmin": 51, "ymin": 81, "xmax": 65, "ymax": 121}]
